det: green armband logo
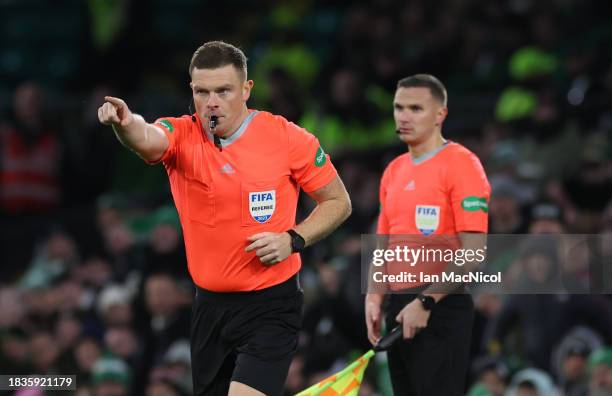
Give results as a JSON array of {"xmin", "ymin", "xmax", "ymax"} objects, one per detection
[
  {"xmin": 314, "ymin": 146, "xmax": 326, "ymax": 167},
  {"xmin": 158, "ymin": 119, "xmax": 174, "ymax": 133},
  {"xmin": 462, "ymin": 196, "xmax": 488, "ymax": 212}
]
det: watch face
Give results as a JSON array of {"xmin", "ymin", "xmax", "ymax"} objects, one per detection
[{"xmin": 418, "ymin": 295, "xmax": 435, "ymax": 310}]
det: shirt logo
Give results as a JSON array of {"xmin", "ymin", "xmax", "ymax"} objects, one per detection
[
  {"xmin": 314, "ymin": 146, "xmax": 326, "ymax": 167},
  {"xmin": 462, "ymin": 196, "xmax": 488, "ymax": 212},
  {"xmin": 157, "ymin": 119, "xmax": 174, "ymax": 133},
  {"xmin": 404, "ymin": 180, "xmax": 415, "ymax": 191},
  {"xmin": 220, "ymin": 163, "xmax": 235, "ymax": 174},
  {"xmin": 249, "ymin": 190, "xmax": 276, "ymax": 223},
  {"xmin": 415, "ymin": 205, "xmax": 440, "ymax": 236}
]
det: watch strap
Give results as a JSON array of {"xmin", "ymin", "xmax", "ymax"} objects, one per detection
[{"xmin": 287, "ymin": 229, "xmax": 305, "ymax": 253}]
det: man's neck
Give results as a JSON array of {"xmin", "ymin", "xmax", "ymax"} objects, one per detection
[
  {"xmin": 222, "ymin": 107, "xmax": 249, "ymax": 138},
  {"xmin": 408, "ymin": 133, "xmax": 446, "ymax": 159}
]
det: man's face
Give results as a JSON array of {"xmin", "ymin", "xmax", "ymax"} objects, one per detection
[
  {"xmin": 95, "ymin": 382, "xmax": 127, "ymax": 396},
  {"xmin": 14, "ymin": 83, "xmax": 43, "ymax": 126},
  {"xmin": 516, "ymin": 386, "xmax": 538, "ymax": 396},
  {"xmin": 145, "ymin": 275, "xmax": 178, "ymax": 316},
  {"xmin": 591, "ymin": 365, "xmax": 612, "ymax": 391},
  {"xmin": 393, "ymin": 87, "xmax": 447, "ymax": 146},
  {"xmin": 480, "ymin": 370, "xmax": 506, "ymax": 396},
  {"xmin": 563, "ymin": 354, "xmax": 587, "ymax": 380},
  {"xmin": 190, "ymin": 65, "xmax": 253, "ymax": 137}
]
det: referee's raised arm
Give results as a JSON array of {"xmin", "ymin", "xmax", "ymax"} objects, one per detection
[{"xmin": 98, "ymin": 95, "xmax": 169, "ymax": 162}]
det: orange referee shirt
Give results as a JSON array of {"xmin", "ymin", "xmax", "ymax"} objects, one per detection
[
  {"xmin": 377, "ymin": 141, "xmax": 490, "ymax": 289},
  {"xmin": 150, "ymin": 110, "xmax": 337, "ymax": 291}
]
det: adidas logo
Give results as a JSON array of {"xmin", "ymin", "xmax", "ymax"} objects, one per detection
[
  {"xmin": 404, "ymin": 180, "xmax": 415, "ymax": 191},
  {"xmin": 220, "ymin": 163, "xmax": 235, "ymax": 174}
]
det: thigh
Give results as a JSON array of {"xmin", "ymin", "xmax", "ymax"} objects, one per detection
[
  {"xmin": 385, "ymin": 294, "xmax": 474, "ymax": 396},
  {"xmin": 190, "ymin": 299, "xmax": 235, "ymax": 396},
  {"xmin": 385, "ymin": 320, "xmax": 451, "ymax": 396},
  {"xmin": 386, "ymin": 341, "xmax": 418, "ymax": 396},
  {"xmin": 232, "ymin": 290, "xmax": 303, "ymax": 396}
]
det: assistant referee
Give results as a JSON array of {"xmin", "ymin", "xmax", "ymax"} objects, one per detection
[{"xmin": 366, "ymin": 74, "xmax": 490, "ymax": 396}]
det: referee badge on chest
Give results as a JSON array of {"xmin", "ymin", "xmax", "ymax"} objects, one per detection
[
  {"xmin": 249, "ymin": 190, "xmax": 276, "ymax": 223},
  {"xmin": 415, "ymin": 205, "xmax": 440, "ymax": 236}
]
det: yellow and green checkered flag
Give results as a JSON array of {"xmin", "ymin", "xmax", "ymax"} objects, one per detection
[
  {"xmin": 295, "ymin": 350, "xmax": 375, "ymax": 396},
  {"xmin": 295, "ymin": 326, "xmax": 404, "ymax": 396}
]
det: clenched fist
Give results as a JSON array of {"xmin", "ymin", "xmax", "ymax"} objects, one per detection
[
  {"xmin": 98, "ymin": 96, "xmax": 134, "ymax": 127},
  {"xmin": 245, "ymin": 232, "xmax": 293, "ymax": 265}
]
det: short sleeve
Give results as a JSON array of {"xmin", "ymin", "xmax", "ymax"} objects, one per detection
[
  {"xmin": 448, "ymin": 150, "xmax": 491, "ymax": 233},
  {"xmin": 377, "ymin": 168, "xmax": 390, "ymax": 234},
  {"xmin": 145, "ymin": 116, "xmax": 185, "ymax": 166},
  {"xmin": 287, "ymin": 120, "xmax": 337, "ymax": 193}
]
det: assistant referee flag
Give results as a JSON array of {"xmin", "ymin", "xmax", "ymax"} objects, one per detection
[{"xmin": 295, "ymin": 350, "xmax": 375, "ymax": 396}]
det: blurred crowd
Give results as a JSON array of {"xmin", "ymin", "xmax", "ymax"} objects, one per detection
[{"xmin": 1, "ymin": 0, "xmax": 612, "ymax": 395}]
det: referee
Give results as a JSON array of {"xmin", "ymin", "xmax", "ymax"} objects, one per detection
[
  {"xmin": 365, "ymin": 74, "xmax": 490, "ymax": 395},
  {"xmin": 98, "ymin": 41, "xmax": 351, "ymax": 396}
]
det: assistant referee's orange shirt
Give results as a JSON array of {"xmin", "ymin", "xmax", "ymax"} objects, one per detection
[
  {"xmin": 377, "ymin": 141, "xmax": 490, "ymax": 289},
  {"xmin": 149, "ymin": 110, "xmax": 337, "ymax": 291}
]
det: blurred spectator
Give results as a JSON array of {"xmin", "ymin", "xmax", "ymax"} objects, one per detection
[
  {"xmin": 486, "ymin": 288, "xmax": 612, "ymax": 373},
  {"xmin": 76, "ymin": 386, "xmax": 94, "ymax": 396},
  {"xmin": 588, "ymin": 347, "xmax": 612, "ymax": 396},
  {"xmin": 91, "ymin": 356, "xmax": 131, "ymax": 396},
  {"xmin": 487, "ymin": 236, "xmax": 612, "ymax": 371},
  {"xmin": 29, "ymin": 332, "xmax": 60, "ymax": 373},
  {"xmin": 104, "ymin": 326, "xmax": 140, "ymax": 362},
  {"xmin": 470, "ymin": 355, "xmax": 509, "ymax": 396},
  {"xmin": 513, "ymin": 235, "xmax": 564, "ymax": 292},
  {"xmin": 139, "ymin": 273, "xmax": 190, "ymax": 375},
  {"xmin": 19, "ymin": 230, "xmax": 79, "ymax": 290},
  {"xmin": 251, "ymin": 27, "xmax": 320, "ymax": 104},
  {"xmin": 0, "ymin": 82, "xmax": 62, "ymax": 214},
  {"xmin": 528, "ymin": 202, "xmax": 564, "ymax": 234},
  {"xmin": 489, "ymin": 185, "xmax": 526, "ymax": 234},
  {"xmin": 0, "ymin": 327, "xmax": 30, "ymax": 373},
  {"xmin": 552, "ymin": 326, "xmax": 600, "ymax": 396},
  {"xmin": 145, "ymin": 380, "xmax": 185, "ymax": 396},
  {"xmin": 97, "ymin": 284, "xmax": 133, "ymax": 328},
  {"xmin": 137, "ymin": 206, "xmax": 189, "ymax": 281},
  {"xmin": 300, "ymin": 68, "xmax": 393, "ymax": 153},
  {"xmin": 105, "ymin": 325, "xmax": 148, "ymax": 394},
  {"xmin": 466, "ymin": 382, "xmax": 494, "ymax": 396},
  {"xmin": 0, "ymin": 287, "xmax": 26, "ymax": 328},
  {"xmin": 99, "ymin": 215, "xmax": 144, "ymax": 284},
  {"xmin": 148, "ymin": 339, "xmax": 192, "ymax": 395},
  {"xmin": 72, "ymin": 256, "xmax": 114, "ymax": 289},
  {"xmin": 74, "ymin": 336, "xmax": 103, "ymax": 380},
  {"xmin": 505, "ymin": 368, "xmax": 561, "ymax": 396},
  {"xmin": 55, "ymin": 312, "xmax": 83, "ymax": 352},
  {"xmin": 264, "ymin": 67, "xmax": 304, "ymax": 122}
]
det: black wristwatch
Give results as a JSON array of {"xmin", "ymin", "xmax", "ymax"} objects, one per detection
[
  {"xmin": 287, "ymin": 229, "xmax": 305, "ymax": 253},
  {"xmin": 416, "ymin": 294, "xmax": 436, "ymax": 311}
]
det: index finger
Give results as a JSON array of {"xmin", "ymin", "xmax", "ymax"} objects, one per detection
[
  {"xmin": 246, "ymin": 232, "xmax": 272, "ymax": 242},
  {"xmin": 104, "ymin": 96, "xmax": 126, "ymax": 107},
  {"xmin": 245, "ymin": 238, "xmax": 269, "ymax": 252}
]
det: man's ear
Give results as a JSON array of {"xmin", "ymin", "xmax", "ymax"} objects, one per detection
[
  {"xmin": 243, "ymin": 79, "xmax": 254, "ymax": 101},
  {"xmin": 436, "ymin": 106, "xmax": 448, "ymax": 126}
]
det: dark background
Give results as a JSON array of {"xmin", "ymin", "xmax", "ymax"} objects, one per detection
[{"xmin": 1, "ymin": 0, "xmax": 611, "ymax": 395}]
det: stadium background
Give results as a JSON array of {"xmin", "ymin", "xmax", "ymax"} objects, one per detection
[{"xmin": 1, "ymin": 0, "xmax": 611, "ymax": 395}]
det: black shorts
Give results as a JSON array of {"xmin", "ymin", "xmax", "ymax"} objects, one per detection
[
  {"xmin": 191, "ymin": 275, "xmax": 303, "ymax": 396},
  {"xmin": 385, "ymin": 292, "xmax": 474, "ymax": 396}
]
